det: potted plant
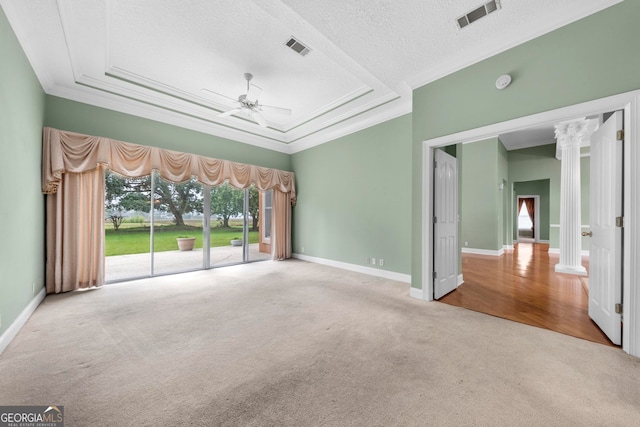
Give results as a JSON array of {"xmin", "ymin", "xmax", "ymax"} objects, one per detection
[
  {"xmin": 176, "ymin": 236, "xmax": 196, "ymax": 251},
  {"xmin": 230, "ymin": 236, "xmax": 243, "ymax": 247}
]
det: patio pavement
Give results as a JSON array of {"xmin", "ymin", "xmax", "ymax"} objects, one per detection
[{"xmin": 105, "ymin": 243, "xmax": 270, "ymax": 282}]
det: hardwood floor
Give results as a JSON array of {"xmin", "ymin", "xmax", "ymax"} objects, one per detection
[{"xmin": 439, "ymin": 243, "xmax": 616, "ymax": 347}]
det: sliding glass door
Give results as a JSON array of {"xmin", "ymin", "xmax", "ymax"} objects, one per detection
[
  {"xmin": 104, "ymin": 171, "xmax": 152, "ymax": 281},
  {"xmin": 105, "ymin": 173, "xmax": 271, "ymax": 282},
  {"xmin": 152, "ymin": 175, "xmax": 204, "ymax": 276}
]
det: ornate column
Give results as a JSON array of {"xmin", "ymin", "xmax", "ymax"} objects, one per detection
[{"xmin": 554, "ymin": 119, "xmax": 595, "ymax": 276}]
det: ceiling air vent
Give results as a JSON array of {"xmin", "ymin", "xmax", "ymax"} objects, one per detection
[
  {"xmin": 285, "ymin": 37, "xmax": 311, "ymax": 56},
  {"xmin": 457, "ymin": 0, "xmax": 501, "ymax": 29}
]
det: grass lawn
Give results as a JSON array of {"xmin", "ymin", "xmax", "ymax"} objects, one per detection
[{"xmin": 105, "ymin": 225, "xmax": 259, "ymax": 256}]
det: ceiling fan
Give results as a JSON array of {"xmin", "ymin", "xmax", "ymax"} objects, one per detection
[{"xmin": 202, "ymin": 73, "xmax": 292, "ymax": 128}]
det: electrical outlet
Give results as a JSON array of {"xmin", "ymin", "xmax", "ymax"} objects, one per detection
[
  {"xmin": 464, "ymin": 241, "xmax": 469, "ymax": 247},
  {"xmin": 301, "ymin": 246, "xmax": 305, "ymax": 253},
  {"xmin": 379, "ymin": 258, "xmax": 384, "ymax": 266},
  {"xmin": 371, "ymin": 258, "xmax": 376, "ymax": 265}
]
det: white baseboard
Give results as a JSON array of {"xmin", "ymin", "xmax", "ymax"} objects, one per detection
[
  {"xmin": 0, "ymin": 287, "xmax": 46, "ymax": 355},
  {"xmin": 291, "ymin": 253, "xmax": 411, "ymax": 283},
  {"xmin": 409, "ymin": 286, "xmax": 424, "ymax": 300},
  {"xmin": 539, "ymin": 240, "xmax": 550, "ymax": 244},
  {"xmin": 461, "ymin": 247, "xmax": 504, "ymax": 257},
  {"xmin": 503, "ymin": 245, "xmax": 514, "ymax": 250},
  {"xmin": 457, "ymin": 274, "xmax": 464, "ymax": 286},
  {"xmin": 548, "ymin": 248, "xmax": 590, "ymax": 257}
]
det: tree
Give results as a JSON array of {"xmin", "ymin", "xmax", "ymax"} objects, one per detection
[
  {"xmin": 248, "ymin": 186, "xmax": 259, "ymax": 231},
  {"xmin": 210, "ymin": 182, "xmax": 243, "ymax": 228},
  {"xmin": 104, "ymin": 172, "xmax": 133, "ymax": 231},
  {"xmin": 104, "ymin": 171, "xmax": 203, "ymax": 228},
  {"xmin": 152, "ymin": 176, "xmax": 202, "ymax": 226}
]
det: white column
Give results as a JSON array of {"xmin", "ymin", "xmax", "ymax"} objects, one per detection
[{"xmin": 554, "ymin": 119, "xmax": 594, "ymax": 276}]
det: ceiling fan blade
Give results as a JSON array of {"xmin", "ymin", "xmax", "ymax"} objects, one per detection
[
  {"xmin": 201, "ymin": 88, "xmax": 238, "ymax": 103},
  {"xmin": 246, "ymin": 83, "xmax": 262, "ymax": 103},
  {"xmin": 217, "ymin": 108, "xmax": 243, "ymax": 118},
  {"xmin": 261, "ymin": 104, "xmax": 292, "ymax": 115},
  {"xmin": 249, "ymin": 111, "xmax": 268, "ymax": 128}
]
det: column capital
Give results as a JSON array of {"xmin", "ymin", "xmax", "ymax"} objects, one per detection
[{"xmin": 555, "ymin": 118, "xmax": 598, "ymax": 159}]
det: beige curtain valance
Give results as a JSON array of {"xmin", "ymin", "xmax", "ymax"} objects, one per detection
[{"xmin": 42, "ymin": 127, "xmax": 296, "ymax": 201}]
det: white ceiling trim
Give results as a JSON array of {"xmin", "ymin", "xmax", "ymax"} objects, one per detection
[{"xmin": 47, "ymin": 83, "xmax": 293, "ymax": 154}]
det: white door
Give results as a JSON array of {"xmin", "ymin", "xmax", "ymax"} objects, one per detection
[
  {"xmin": 434, "ymin": 149, "xmax": 458, "ymax": 299},
  {"xmin": 588, "ymin": 111, "xmax": 623, "ymax": 345}
]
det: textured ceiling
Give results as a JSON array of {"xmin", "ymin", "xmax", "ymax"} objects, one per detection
[{"xmin": 0, "ymin": 0, "xmax": 621, "ymax": 153}]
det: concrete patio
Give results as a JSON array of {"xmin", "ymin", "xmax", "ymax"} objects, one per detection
[{"xmin": 105, "ymin": 243, "xmax": 270, "ymax": 282}]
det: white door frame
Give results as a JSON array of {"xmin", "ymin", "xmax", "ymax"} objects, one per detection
[
  {"xmin": 418, "ymin": 89, "xmax": 640, "ymax": 358},
  {"xmin": 516, "ymin": 195, "xmax": 541, "ymax": 243}
]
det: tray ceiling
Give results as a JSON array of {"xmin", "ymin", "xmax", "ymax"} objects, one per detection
[{"xmin": 0, "ymin": 0, "xmax": 621, "ymax": 153}]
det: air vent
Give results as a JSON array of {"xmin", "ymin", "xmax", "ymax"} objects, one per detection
[
  {"xmin": 457, "ymin": 0, "xmax": 501, "ymax": 29},
  {"xmin": 285, "ymin": 37, "xmax": 311, "ymax": 56}
]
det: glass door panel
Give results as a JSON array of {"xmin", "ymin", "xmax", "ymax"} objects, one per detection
[
  {"xmin": 209, "ymin": 182, "xmax": 245, "ymax": 266},
  {"xmin": 152, "ymin": 174, "xmax": 204, "ymax": 275},
  {"xmin": 251, "ymin": 187, "xmax": 272, "ymax": 261},
  {"xmin": 104, "ymin": 171, "xmax": 152, "ymax": 282}
]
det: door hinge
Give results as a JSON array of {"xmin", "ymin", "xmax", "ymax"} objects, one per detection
[
  {"xmin": 433, "ymin": 216, "xmax": 438, "ymax": 224},
  {"xmin": 617, "ymin": 129, "xmax": 624, "ymax": 140},
  {"xmin": 615, "ymin": 303, "xmax": 623, "ymax": 314},
  {"xmin": 616, "ymin": 216, "xmax": 624, "ymax": 228},
  {"xmin": 433, "ymin": 271, "xmax": 437, "ymax": 280}
]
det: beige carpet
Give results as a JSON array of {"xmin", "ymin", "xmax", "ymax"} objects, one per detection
[{"xmin": 1, "ymin": 260, "xmax": 639, "ymax": 426}]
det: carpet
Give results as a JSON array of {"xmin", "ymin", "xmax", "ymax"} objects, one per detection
[{"xmin": 1, "ymin": 260, "xmax": 638, "ymax": 426}]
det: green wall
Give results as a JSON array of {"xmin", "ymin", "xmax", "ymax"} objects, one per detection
[
  {"xmin": 44, "ymin": 96, "xmax": 291, "ymax": 172},
  {"xmin": 461, "ymin": 138, "xmax": 503, "ymax": 251},
  {"xmin": 0, "ymin": 8, "xmax": 46, "ymax": 337},
  {"xmin": 508, "ymin": 144, "xmax": 590, "ymax": 250},
  {"xmin": 460, "ymin": 138, "xmax": 509, "ymax": 252},
  {"xmin": 411, "ymin": 0, "xmax": 640, "ymax": 290},
  {"xmin": 497, "ymin": 140, "xmax": 509, "ymax": 248},
  {"xmin": 509, "ymin": 145, "xmax": 559, "ymax": 246},
  {"xmin": 291, "ymin": 114, "xmax": 412, "ymax": 275}
]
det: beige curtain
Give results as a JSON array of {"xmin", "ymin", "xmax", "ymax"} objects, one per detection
[
  {"xmin": 46, "ymin": 167, "xmax": 106, "ymax": 293},
  {"xmin": 42, "ymin": 127, "xmax": 296, "ymax": 293},
  {"xmin": 523, "ymin": 198, "xmax": 535, "ymax": 238},
  {"xmin": 272, "ymin": 189, "xmax": 292, "ymax": 260}
]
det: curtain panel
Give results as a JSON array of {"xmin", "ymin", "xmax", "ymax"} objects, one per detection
[
  {"xmin": 42, "ymin": 127, "xmax": 296, "ymax": 294},
  {"xmin": 523, "ymin": 198, "xmax": 535, "ymax": 238}
]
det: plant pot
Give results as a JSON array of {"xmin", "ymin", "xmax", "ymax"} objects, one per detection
[
  {"xmin": 230, "ymin": 239, "xmax": 243, "ymax": 247},
  {"xmin": 176, "ymin": 237, "xmax": 196, "ymax": 251}
]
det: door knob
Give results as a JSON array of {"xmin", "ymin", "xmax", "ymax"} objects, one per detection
[{"xmin": 582, "ymin": 231, "xmax": 593, "ymax": 237}]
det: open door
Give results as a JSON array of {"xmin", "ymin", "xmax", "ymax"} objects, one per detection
[
  {"xmin": 587, "ymin": 111, "xmax": 623, "ymax": 345},
  {"xmin": 434, "ymin": 149, "xmax": 458, "ymax": 299}
]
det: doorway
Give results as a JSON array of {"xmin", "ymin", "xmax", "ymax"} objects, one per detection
[{"xmin": 422, "ymin": 108, "xmax": 622, "ymax": 350}]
